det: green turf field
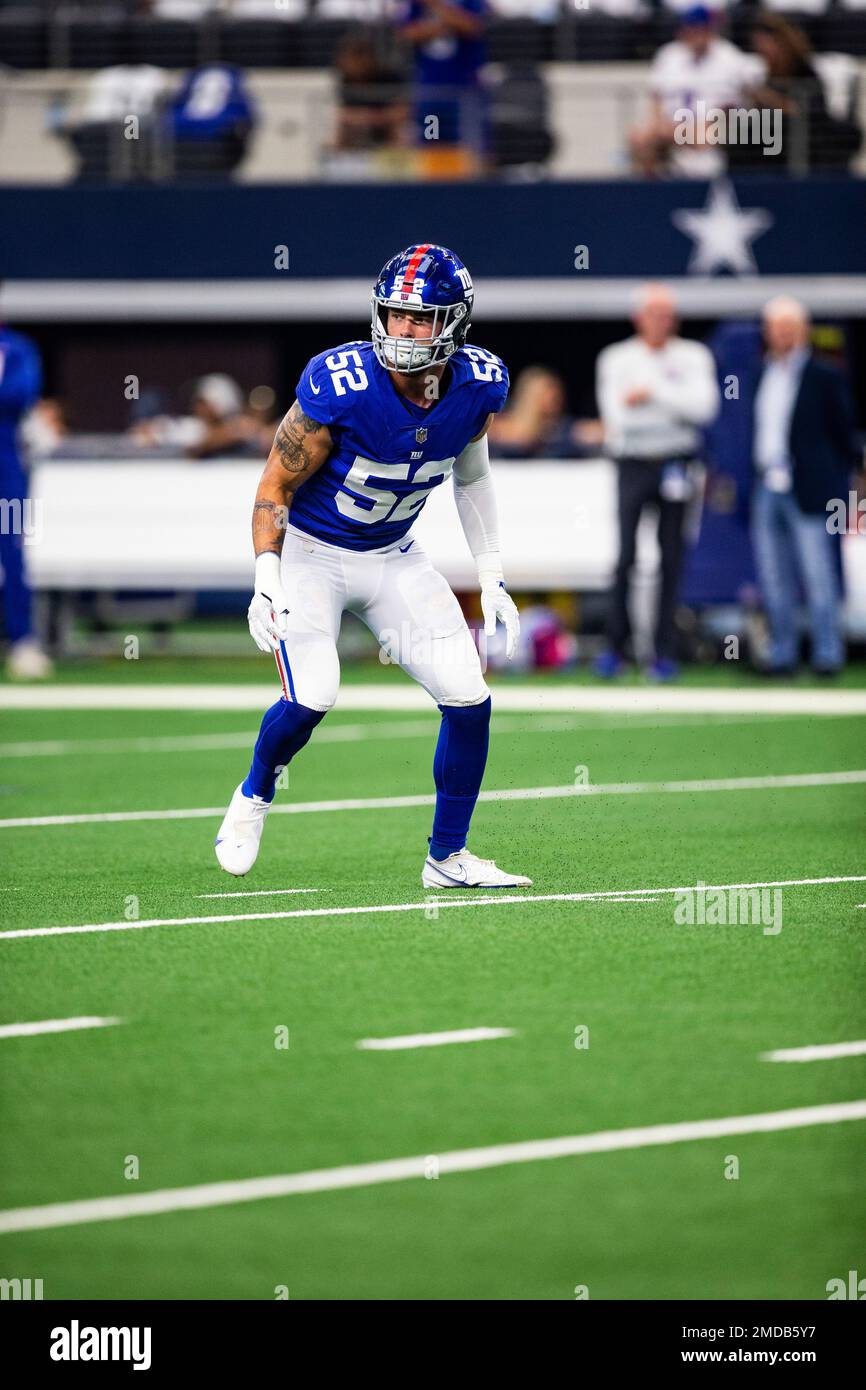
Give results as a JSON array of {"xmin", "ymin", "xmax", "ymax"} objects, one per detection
[{"xmin": 1, "ymin": 669, "xmax": 864, "ymax": 1299}]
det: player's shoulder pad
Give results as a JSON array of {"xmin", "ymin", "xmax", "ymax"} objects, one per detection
[
  {"xmin": 453, "ymin": 342, "xmax": 510, "ymax": 414},
  {"xmin": 295, "ymin": 340, "xmax": 373, "ymax": 427}
]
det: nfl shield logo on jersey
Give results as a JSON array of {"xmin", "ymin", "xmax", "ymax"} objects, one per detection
[{"xmin": 415, "ymin": 427, "xmax": 428, "ymax": 443}]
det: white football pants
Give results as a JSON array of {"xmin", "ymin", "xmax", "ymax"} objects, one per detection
[{"xmin": 271, "ymin": 524, "xmax": 490, "ymax": 712}]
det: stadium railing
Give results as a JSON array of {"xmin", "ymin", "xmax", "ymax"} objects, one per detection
[
  {"xmin": 2, "ymin": 68, "xmax": 861, "ymax": 181},
  {"xmin": 1, "ymin": 5, "xmax": 865, "ymax": 72}
]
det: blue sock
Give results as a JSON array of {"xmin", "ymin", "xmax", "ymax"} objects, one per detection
[
  {"xmin": 428, "ymin": 697, "xmax": 491, "ymax": 861},
  {"xmin": 242, "ymin": 698, "xmax": 325, "ymax": 803}
]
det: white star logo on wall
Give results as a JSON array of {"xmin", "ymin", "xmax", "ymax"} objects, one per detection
[{"xmin": 671, "ymin": 181, "xmax": 773, "ymax": 275}]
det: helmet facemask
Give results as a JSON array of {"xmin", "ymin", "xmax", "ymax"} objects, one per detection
[{"xmin": 371, "ymin": 297, "xmax": 470, "ymax": 374}]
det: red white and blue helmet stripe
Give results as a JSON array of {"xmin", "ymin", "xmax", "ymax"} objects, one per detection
[{"xmin": 371, "ymin": 244, "xmax": 474, "ymax": 374}]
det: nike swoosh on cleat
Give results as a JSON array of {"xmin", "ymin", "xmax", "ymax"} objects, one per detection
[{"xmin": 426, "ymin": 860, "xmax": 468, "ymax": 884}]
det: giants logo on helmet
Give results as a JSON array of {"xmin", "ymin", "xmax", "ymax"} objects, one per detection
[{"xmin": 392, "ymin": 272, "xmax": 427, "ymax": 295}]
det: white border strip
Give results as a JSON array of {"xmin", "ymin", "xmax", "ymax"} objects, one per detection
[
  {"xmin": 5, "ymin": 277, "xmax": 866, "ymax": 321},
  {"xmin": 2, "ymin": 875, "xmax": 863, "ymax": 942},
  {"xmin": 2, "ymin": 770, "xmax": 863, "ymax": 831},
  {"xmin": 1, "ymin": 1099, "xmax": 863, "ymax": 1234},
  {"xmin": 1, "ymin": 684, "xmax": 864, "ymax": 713}
]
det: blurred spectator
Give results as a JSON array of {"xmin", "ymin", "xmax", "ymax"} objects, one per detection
[
  {"xmin": 488, "ymin": 367, "xmax": 601, "ymax": 458},
  {"xmin": 662, "ymin": 0, "xmax": 733, "ymax": 10},
  {"xmin": 488, "ymin": 1, "xmax": 560, "ymax": 14},
  {"xmin": 0, "ymin": 307, "xmax": 53, "ymax": 678},
  {"xmin": 167, "ymin": 64, "xmax": 255, "ymax": 178},
  {"xmin": 183, "ymin": 374, "xmax": 251, "ymax": 457},
  {"xmin": 594, "ymin": 284, "xmax": 720, "ymax": 680},
  {"xmin": 150, "ymin": 1, "xmax": 304, "ymax": 14},
  {"xmin": 757, "ymin": 0, "xmax": 830, "ymax": 13},
  {"xmin": 750, "ymin": 297, "xmax": 859, "ymax": 675},
  {"xmin": 20, "ymin": 399, "xmax": 68, "ymax": 461},
  {"xmin": 399, "ymin": 0, "xmax": 488, "ymax": 176},
  {"xmin": 631, "ymin": 5, "xmax": 764, "ymax": 178},
  {"xmin": 332, "ymin": 32, "xmax": 409, "ymax": 153},
  {"xmin": 129, "ymin": 374, "xmax": 256, "ymax": 456},
  {"xmin": 728, "ymin": 14, "xmax": 862, "ymax": 173},
  {"xmin": 61, "ymin": 64, "xmax": 169, "ymax": 182},
  {"xmin": 318, "ymin": 1, "xmax": 401, "ymax": 15},
  {"xmin": 245, "ymin": 384, "xmax": 281, "ymax": 455}
]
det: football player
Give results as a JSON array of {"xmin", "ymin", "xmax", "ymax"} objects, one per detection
[{"xmin": 215, "ymin": 243, "xmax": 531, "ymax": 889}]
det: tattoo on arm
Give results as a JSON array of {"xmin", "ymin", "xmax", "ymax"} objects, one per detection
[
  {"xmin": 273, "ymin": 402, "xmax": 324, "ymax": 474},
  {"xmin": 252, "ymin": 500, "xmax": 287, "ymax": 556}
]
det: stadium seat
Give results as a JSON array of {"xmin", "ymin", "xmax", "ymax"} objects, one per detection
[
  {"xmin": 217, "ymin": 17, "xmax": 309, "ymax": 67},
  {"xmin": 128, "ymin": 19, "xmax": 201, "ymax": 68},
  {"xmin": 487, "ymin": 18, "xmax": 555, "ymax": 62},
  {"xmin": 0, "ymin": 9, "xmax": 48, "ymax": 69}
]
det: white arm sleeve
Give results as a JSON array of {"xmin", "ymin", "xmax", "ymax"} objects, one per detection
[{"xmin": 452, "ymin": 434, "xmax": 503, "ymax": 583}]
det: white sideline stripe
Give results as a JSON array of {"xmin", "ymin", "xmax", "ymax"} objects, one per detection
[
  {"xmin": 0, "ymin": 713, "xmax": 800, "ymax": 759},
  {"xmin": 2, "ymin": 875, "xmax": 863, "ymax": 942},
  {"xmin": 0, "ymin": 683, "xmax": 864, "ymax": 715},
  {"xmin": 0, "ymin": 1099, "xmax": 863, "ymax": 1235},
  {"xmin": 0, "ymin": 1016, "xmax": 121, "ymax": 1039},
  {"xmin": 762, "ymin": 1040, "xmax": 866, "ymax": 1063},
  {"xmin": 194, "ymin": 888, "xmax": 323, "ymax": 900},
  {"xmin": 357, "ymin": 1027, "xmax": 515, "ymax": 1051},
  {"xmin": 2, "ymin": 769, "xmax": 864, "ymax": 831}
]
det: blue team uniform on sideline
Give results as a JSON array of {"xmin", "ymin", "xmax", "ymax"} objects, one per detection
[
  {"xmin": 0, "ymin": 326, "xmax": 42, "ymax": 644},
  {"xmin": 291, "ymin": 339, "xmax": 508, "ymax": 551}
]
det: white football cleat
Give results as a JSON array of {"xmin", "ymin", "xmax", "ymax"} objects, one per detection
[
  {"xmin": 6, "ymin": 638, "xmax": 53, "ymax": 680},
  {"xmin": 214, "ymin": 782, "xmax": 271, "ymax": 876},
  {"xmin": 422, "ymin": 848, "xmax": 532, "ymax": 890}
]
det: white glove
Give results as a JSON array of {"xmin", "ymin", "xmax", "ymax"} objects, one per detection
[
  {"xmin": 479, "ymin": 563, "xmax": 520, "ymax": 661},
  {"xmin": 248, "ymin": 552, "xmax": 290, "ymax": 654}
]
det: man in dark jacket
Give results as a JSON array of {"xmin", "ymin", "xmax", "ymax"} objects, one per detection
[{"xmin": 751, "ymin": 296, "xmax": 860, "ymax": 674}]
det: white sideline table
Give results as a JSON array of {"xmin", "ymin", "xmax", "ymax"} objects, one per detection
[
  {"xmin": 26, "ymin": 457, "xmax": 623, "ymax": 592},
  {"xmin": 25, "ymin": 457, "xmax": 866, "ymax": 635}
]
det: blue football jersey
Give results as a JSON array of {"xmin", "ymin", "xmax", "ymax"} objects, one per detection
[{"xmin": 290, "ymin": 339, "xmax": 508, "ymax": 551}]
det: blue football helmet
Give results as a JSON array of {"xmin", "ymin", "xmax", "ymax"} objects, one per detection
[{"xmin": 371, "ymin": 244, "xmax": 474, "ymax": 374}]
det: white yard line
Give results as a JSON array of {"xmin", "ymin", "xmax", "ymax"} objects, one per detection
[
  {"xmin": 761, "ymin": 1040, "xmax": 866, "ymax": 1063},
  {"xmin": 0, "ymin": 683, "xmax": 864, "ymax": 715},
  {"xmin": 0, "ymin": 1099, "xmax": 863, "ymax": 1235},
  {"xmin": 194, "ymin": 888, "xmax": 324, "ymax": 900},
  {"xmin": 356, "ymin": 1027, "xmax": 515, "ymax": 1051},
  {"xmin": 2, "ymin": 769, "xmax": 864, "ymax": 831},
  {"xmin": 0, "ymin": 1016, "xmax": 121, "ymax": 1040},
  {"xmin": 1, "ymin": 875, "xmax": 863, "ymax": 942}
]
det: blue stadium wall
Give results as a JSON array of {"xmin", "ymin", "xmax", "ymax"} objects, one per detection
[{"xmin": 2, "ymin": 178, "xmax": 864, "ymax": 280}]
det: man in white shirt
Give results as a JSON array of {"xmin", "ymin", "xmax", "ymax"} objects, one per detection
[
  {"xmin": 595, "ymin": 283, "xmax": 720, "ymax": 679},
  {"xmin": 631, "ymin": 5, "xmax": 764, "ymax": 177}
]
